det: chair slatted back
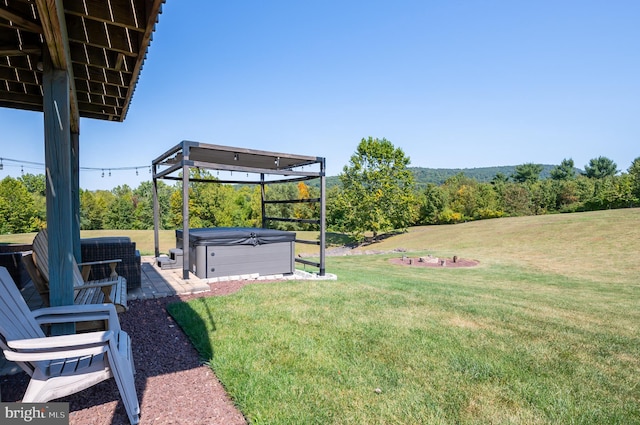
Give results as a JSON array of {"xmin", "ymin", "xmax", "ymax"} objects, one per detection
[
  {"xmin": 32, "ymin": 229, "xmax": 85, "ymax": 287},
  {"xmin": 0, "ymin": 267, "xmax": 45, "ymax": 342}
]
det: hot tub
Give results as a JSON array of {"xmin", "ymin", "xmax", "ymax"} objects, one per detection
[{"xmin": 175, "ymin": 227, "xmax": 295, "ymax": 279}]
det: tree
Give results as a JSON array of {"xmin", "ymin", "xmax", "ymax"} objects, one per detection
[
  {"xmin": 293, "ymin": 182, "xmax": 319, "ymax": 231},
  {"xmin": 418, "ymin": 183, "xmax": 447, "ymax": 224},
  {"xmin": 550, "ymin": 158, "xmax": 576, "ymax": 180},
  {"xmin": 132, "ymin": 181, "xmax": 176, "ymax": 230},
  {"xmin": 338, "ymin": 137, "xmax": 415, "ymax": 240},
  {"xmin": 18, "ymin": 173, "xmax": 46, "ymax": 225},
  {"xmin": 0, "ymin": 177, "xmax": 41, "ymax": 233},
  {"xmin": 18, "ymin": 173, "xmax": 46, "ymax": 196},
  {"xmin": 584, "ymin": 156, "xmax": 617, "ymax": 179},
  {"xmin": 627, "ymin": 157, "xmax": 640, "ymax": 203},
  {"xmin": 104, "ymin": 185, "xmax": 136, "ymax": 229},
  {"xmin": 501, "ymin": 183, "xmax": 532, "ymax": 216},
  {"xmin": 511, "ymin": 163, "xmax": 543, "ymax": 184},
  {"xmin": 491, "ymin": 172, "xmax": 509, "ymax": 185}
]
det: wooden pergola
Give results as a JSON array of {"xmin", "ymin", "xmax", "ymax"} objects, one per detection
[{"xmin": 0, "ymin": 0, "xmax": 165, "ymax": 333}]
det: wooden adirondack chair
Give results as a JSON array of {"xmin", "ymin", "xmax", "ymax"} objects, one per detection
[
  {"xmin": 30, "ymin": 229, "xmax": 127, "ymax": 312},
  {"xmin": 0, "ymin": 266, "xmax": 140, "ymax": 424}
]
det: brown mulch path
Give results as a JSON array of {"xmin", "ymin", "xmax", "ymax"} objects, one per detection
[{"xmin": 1, "ymin": 279, "xmax": 264, "ymax": 425}]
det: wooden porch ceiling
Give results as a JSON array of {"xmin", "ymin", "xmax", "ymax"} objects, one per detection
[{"xmin": 0, "ymin": 0, "xmax": 165, "ymax": 128}]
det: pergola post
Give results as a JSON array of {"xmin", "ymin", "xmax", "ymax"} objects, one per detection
[
  {"xmin": 319, "ymin": 159, "xmax": 326, "ymax": 276},
  {"xmin": 260, "ymin": 173, "xmax": 267, "ymax": 228},
  {"xmin": 182, "ymin": 143, "xmax": 190, "ymax": 280},
  {"xmin": 153, "ymin": 166, "xmax": 160, "ymax": 258},
  {"xmin": 42, "ymin": 51, "xmax": 75, "ymax": 334}
]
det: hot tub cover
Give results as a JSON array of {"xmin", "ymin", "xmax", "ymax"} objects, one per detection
[{"xmin": 176, "ymin": 227, "xmax": 295, "ymax": 246}]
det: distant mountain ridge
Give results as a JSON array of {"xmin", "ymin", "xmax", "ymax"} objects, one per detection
[
  {"xmin": 409, "ymin": 165, "xmax": 558, "ymax": 187},
  {"xmin": 321, "ymin": 164, "xmax": 583, "ymax": 189}
]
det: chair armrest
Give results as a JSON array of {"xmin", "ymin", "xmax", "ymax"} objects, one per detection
[
  {"xmin": 73, "ymin": 279, "xmax": 117, "ymax": 290},
  {"xmin": 79, "ymin": 259, "xmax": 122, "ymax": 281},
  {"xmin": 32, "ymin": 303, "xmax": 121, "ymax": 331},
  {"xmin": 78, "ymin": 259, "xmax": 122, "ymax": 267},
  {"xmin": 9, "ymin": 330, "xmax": 112, "ymax": 350},
  {"xmin": 4, "ymin": 331, "xmax": 113, "ymax": 362}
]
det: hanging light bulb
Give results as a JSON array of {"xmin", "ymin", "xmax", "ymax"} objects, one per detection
[
  {"xmin": 102, "ymin": 169, "xmax": 105, "ymax": 178},
  {"xmin": 108, "ymin": 169, "xmax": 111, "ymax": 177},
  {"xmin": 136, "ymin": 168, "xmax": 139, "ymax": 176},
  {"xmin": 234, "ymin": 153, "xmax": 239, "ymax": 161},
  {"xmin": 21, "ymin": 165, "xmax": 24, "ymax": 175},
  {"xmin": 0, "ymin": 158, "xmax": 3, "ymax": 170}
]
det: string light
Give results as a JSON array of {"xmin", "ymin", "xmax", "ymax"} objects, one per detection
[{"xmin": 0, "ymin": 157, "xmax": 150, "ymax": 177}]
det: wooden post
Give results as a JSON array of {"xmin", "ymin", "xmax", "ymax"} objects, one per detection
[
  {"xmin": 43, "ymin": 50, "xmax": 75, "ymax": 335},
  {"xmin": 71, "ymin": 131, "xmax": 81, "ymax": 263}
]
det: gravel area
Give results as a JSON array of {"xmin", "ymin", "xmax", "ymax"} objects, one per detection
[{"xmin": 1, "ymin": 279, "xmax": 262, "ymax": 425}]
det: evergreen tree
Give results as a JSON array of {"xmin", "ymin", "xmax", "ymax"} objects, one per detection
[
  {"xmin": 511, "ymin": 163, "xmax": 543, "ymax": 184},
  {"xmin": 550, "ymin": 158, "xmax": 576, "ymax": 180},
  {"xmin": 584, "ymin": 156, "xmax": 617, "ymax": 179}
]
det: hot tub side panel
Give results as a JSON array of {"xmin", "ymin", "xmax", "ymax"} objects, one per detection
[
  {"xmin": 177, "ymin": 229, "xmax": 296, "ymax": 278},
  {"xmin": 203, "ymin": 242, "xmax": 294, "ymax": 278}
]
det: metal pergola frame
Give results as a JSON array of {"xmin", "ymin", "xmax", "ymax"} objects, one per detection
[{"xmin": 151, "ymin": 140, "xmax": 327, "ymax": 279}]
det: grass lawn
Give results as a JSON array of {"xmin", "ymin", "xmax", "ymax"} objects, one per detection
[{"xmin": 167, "ymin": 209, "xmax": 640, "ymax": 424}]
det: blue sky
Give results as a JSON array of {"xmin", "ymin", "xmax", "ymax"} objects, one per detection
[{"xmin": 1, "ymin": 0, "xmax": 638, "ymax": 190}]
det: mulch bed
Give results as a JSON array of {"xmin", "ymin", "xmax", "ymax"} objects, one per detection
[
  {"xmin": 389, "ymin": 256, "xmax": 479, "ymax": 268},
  {"xmin": 1, "ymin": 280, "xmax": 260, "ymax": 425}
]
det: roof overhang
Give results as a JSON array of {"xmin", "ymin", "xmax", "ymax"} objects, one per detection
[{"xmin": 0, "ymin": 0, "xmax": 165, "ymax": 131}]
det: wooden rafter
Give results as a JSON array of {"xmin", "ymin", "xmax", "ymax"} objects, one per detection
[
  {"xmin": 0, "ymin": 6, "xmax": 43, "ymax": 34},
  {"xmin": 121, "ymin": 0, "xmax": 164, "ymax": 120},
  {"xmin": 1, "ymin": 0, "xmax": 165, "ymax": 122},
  {"xmin": 0, "ymin": 45, "xmax": 41, "ymax": 56}
]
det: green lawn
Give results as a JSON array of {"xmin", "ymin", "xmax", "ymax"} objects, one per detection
[{"xmin": 167, "ymin": 209, "xmax": 640, "ymax": 424}]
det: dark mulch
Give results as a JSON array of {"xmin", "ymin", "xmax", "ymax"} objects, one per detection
[{"xmin": 1, "ymin": 279, "xmax": 264, "ymax": 425}]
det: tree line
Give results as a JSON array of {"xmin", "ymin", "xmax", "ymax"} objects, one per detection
[
  {"xmin": 0, "ymin": 170, "xmax": 321, "ymax": 235},
  {"xmin": 1, "ymin": 140, "xmax": 639, "ymax": 241}
]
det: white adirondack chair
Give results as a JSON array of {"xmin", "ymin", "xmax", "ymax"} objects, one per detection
[
  {"xmin": 31, "ymin": 229, "xmax": 127, "ymax": 312},
  {"xmin": 0, "ymin": 267, "xmax": 140, "ymax": 424}
]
